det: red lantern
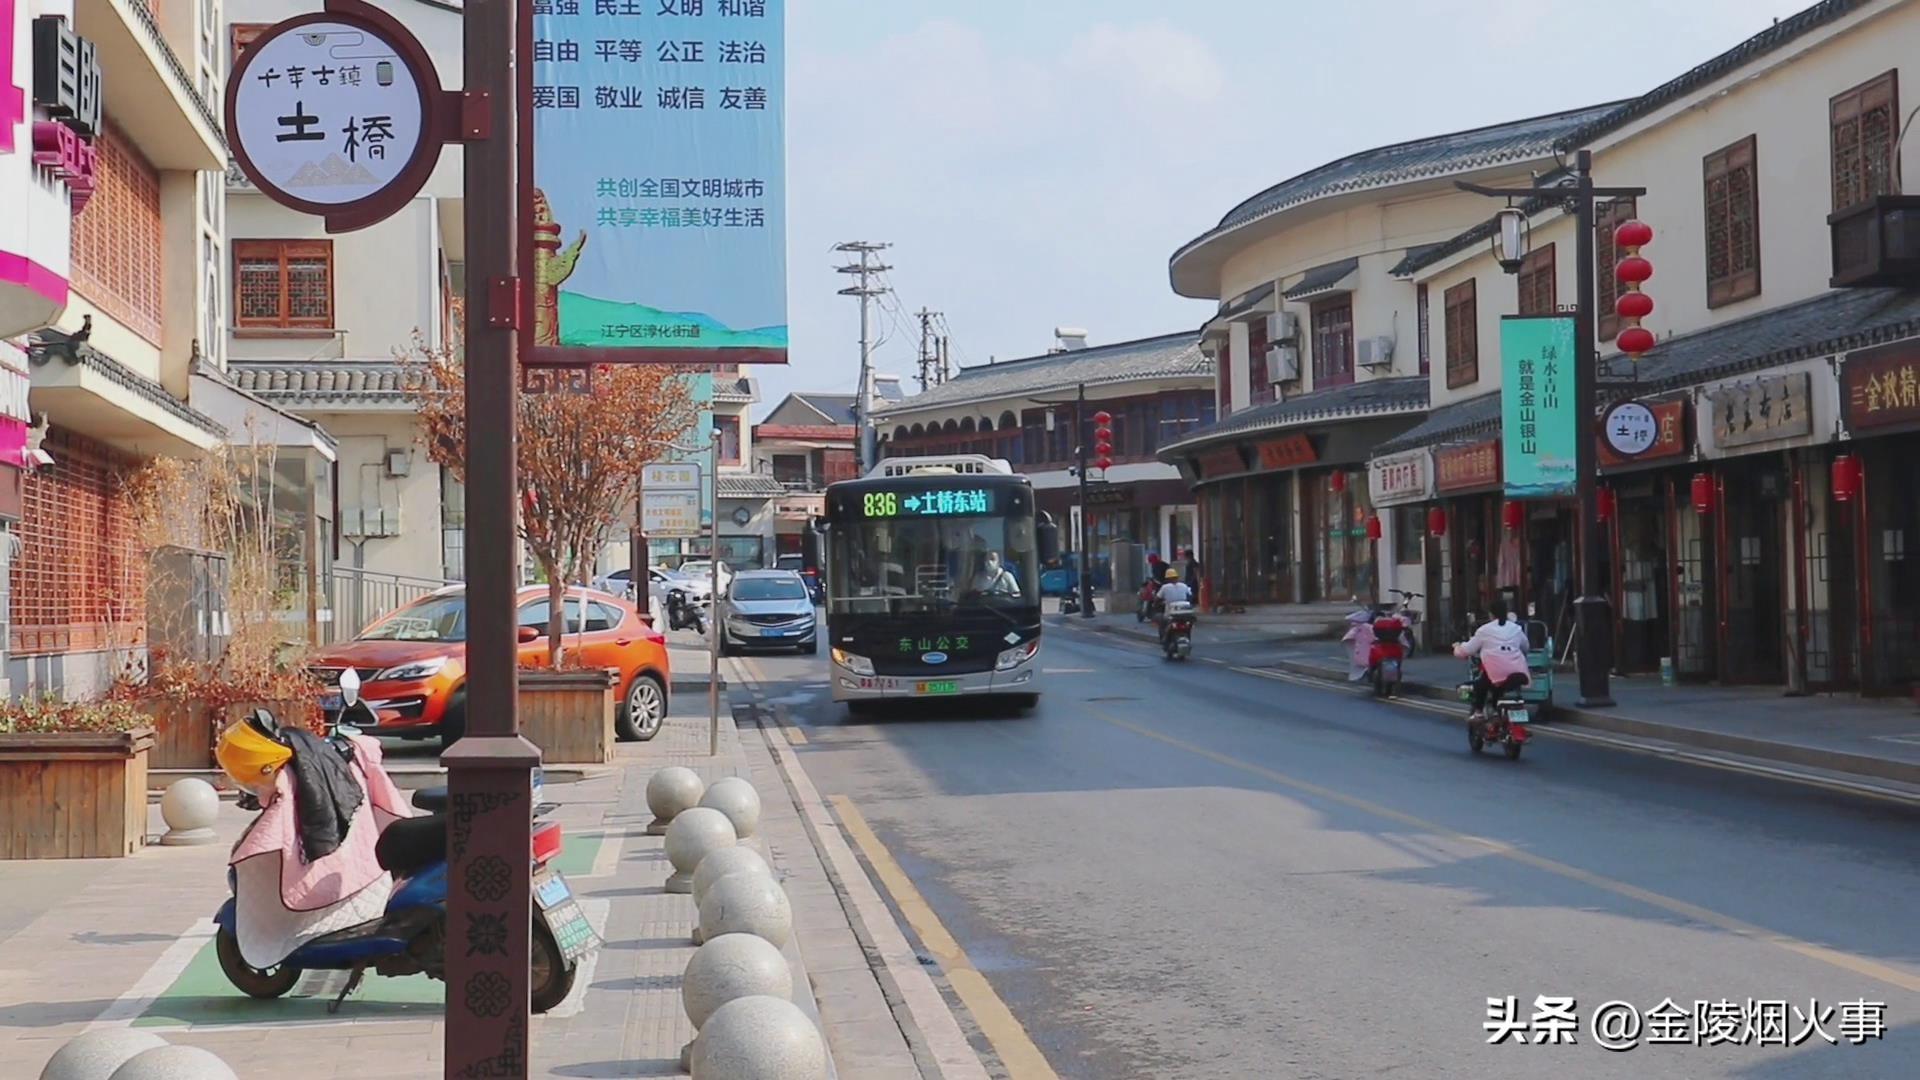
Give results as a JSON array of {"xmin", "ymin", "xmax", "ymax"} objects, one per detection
[
  {"xmin": 1091, "ymin": 411, "xmax": 1112, "ymax": 426},
  {"xmin": 1616, "ymin": 256, "xmax": 1654, "ymax": 284},
  {"xmin": 1091, "ymin": 410, "xmax": 1114, "ymax": 471},
  {"xmin": 1503, "ymin": 501, "xmax": 1524, "ymax": 531},
  {"xmin": 1617, "ymin": 326, "xmax": 1657, "ymax": 357},
  {"xmin": 1365, "ymin": 515, "xmax": 1382, "ymax": 541},
  {"xmin": 1596, "ymin": 486, "xmax": 1616, "ymax": 523},
  {"xmin": 1832, "ymin": 454, "xmax": 1863, "ymax": 502},
  {"xmin": 1615, "ymin": 291, "xmax": 1655, "ymax": 320},
  {"xmin": 1427, "ymin": 506, "xmax": 1448, "ymax": 537},
  {"xmin": 1690, "ymin": 473, "xmax": 1715, "ymax": 514},
  {"xmin": 1095, "ymin": 456, "xmax": 1114, "ymax": 470},
  {"xmin": 1613, "ymin": 219, "xmax": 1654, "ymax": 248},
  {"xmin": 1329, "ymin": 470, "xmax": 1347, "ymax": 493}
]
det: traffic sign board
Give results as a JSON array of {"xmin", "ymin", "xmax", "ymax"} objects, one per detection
[
  {"xmin": 642, "ymin": 491, "xmax": 702, "ymax": 538},
  {"xmin": 642, "ymin": 462, "xmax": 702, "ymax": 492}
]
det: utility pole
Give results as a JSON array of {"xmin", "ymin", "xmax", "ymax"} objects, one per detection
[
  {"xmin": 938, "ymin": 335, "xmax": 952, "ymax": 384},
  {"xmin": 1075, "ymin": 383, "xmax": 1094, "ymax": 619},
  {"xmin": 915, "ymin": 307, "xmax": 942, "ymax": 392},
  {"xmin": 835, "ymin": 241, "xmax": 890, "ymax": 472}
]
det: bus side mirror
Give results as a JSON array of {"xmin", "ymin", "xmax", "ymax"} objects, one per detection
[{"xmin": 1036, "ymin": 513, "xmax": 1060, "ymax": 564}]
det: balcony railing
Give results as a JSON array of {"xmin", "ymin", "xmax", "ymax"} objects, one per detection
[
  {"xmin": 323, "ymin": 565, "xmax": 455, "ymax": 643},
  {"xmin": 124, "ymin": 0, "xmax": 227, "ymax": 147}
]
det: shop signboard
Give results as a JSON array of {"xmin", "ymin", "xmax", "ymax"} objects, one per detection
[
  {"xmin": 1084, "ymin": 482, "xmax": 1132, "ymax": 507},
  {"xmin": 1256, "ymin": 433, "xmax": 1316, "ymax": 471},
  {"xmin": 529, "ymin": 0, "xmax": 787, "ymax": 366},
  {"xmin": 1368, "ymin": 449, "xmax": 1431, "ymax": 507},
  {"xmin": 1197, "ymin": 447, "xmax": 1245, "ymax": 479},
  {"xmin": 1598, "ymin": 397, "xmax": 1687, "ymax": 468},
  {"xmin": 1499, "ymin": 315, "xmax": 1577, "ymax": 499},
  {"xmin": 1435, "ymin": 440, "xmax": 1500, "ymax": 494},
  {"xmin": 1842, "ymin": 340, "xmax": 1920, "ymax": 432},
  {"xmin": 1707, "ymin": 371, "xmax": 1811, "ymax": 449}
]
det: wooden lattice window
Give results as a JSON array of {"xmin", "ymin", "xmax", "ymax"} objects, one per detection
[
  {"xmin": 1595, "ymin": 197, "xmax": 1637, "ymax": 343},
  {"xmin": 1517, "ymin": 243, "xmax": 1557, "ymax": 316},
  {"xmin": 1832, "ymin": 70, "xmax": 1899, "ymax": 212},
  {"xmin": 10, "ymin": 429, "xmax": 144, "ymax": 657},
  {"xmin": 1310, "ymin": 298, "xmax": 1354, "ymax": 388},
  {"xmin": 234, "ymin": 240, "xmax": 335, "ymax": 329},
  {"xmin": 1247, "ymin": 317, "xmax": 1271, "ymax": 405},
  {"xmin": 69, "ymin": 127, "xmax": 163, "ymax": 344},
  {"xmin": 1416, "ymin": 283, "xmax": 1430, "ymax": 375},
  {"xmin": 1704, "ymin": 135, "xmax": 1761, "ymax": 309},
  {"xmin": 1444, "ymin": 279, "xmax": 1478, "ymax": 390}
]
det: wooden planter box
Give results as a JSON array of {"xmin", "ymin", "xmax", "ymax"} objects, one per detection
[
  {"xmin": 519, "ymin": 669, "xmax": 616, "ymax": 765},
  {"xmin": 0, "ymin": 729, "xmax": 155, "ymax": 859},
  {"xmin": 137, "ymin": 698, "xmax": 309, "ymax": 771}
]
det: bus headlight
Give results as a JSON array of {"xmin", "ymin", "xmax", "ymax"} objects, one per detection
[
  {"xmin": 995, "ymin": 640, "xmax": 1039, "ymax": 671},
  {"xmin": 831, "ymin": 648, "xmax": 874, "ymax": 677}
]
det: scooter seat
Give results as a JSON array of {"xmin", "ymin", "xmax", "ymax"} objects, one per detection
[
  {"xmin": 376, "ymin": 814, "xmax": 446, "ymax": 879},
  {"xmin": 411, "ymin": 786, "xmax": 448, "ymax": 812}
]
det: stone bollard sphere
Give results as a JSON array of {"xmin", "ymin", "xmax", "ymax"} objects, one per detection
[
  {"xmin": 158, "ymin": 779, "xmax": 220, "ymax": 847},
  {"xmin": 682, "ymin": 931, "xmax": 792, "ymax": 1028},
  {"xmin": 697, "ymin": 870, "xmax": 792, "ymax": 948},
  {"xmin": 664, "ymin": 807, "xmax": 737, "ymax": 894},
  {"xmin": 697, "ymin": 776, "xmax": 762, "ymax": 840},
  {"xmin": 646, "ymin": 766, "xmax": 707, "ymax": 835},
  {"xmin": 39, "ymin": 1030, "xmax": 168, "ymax": 1080},
  {"xmin": 106, "ymin": 1045, "xmax": 239, "ymax": 1080},
  {"xmin": 691, "ymin": 995, "xmax": 828, "ymax": 1080},
  {"xmin": 692, "ymin": 845, "xmax": 772, "ymax": 906}
]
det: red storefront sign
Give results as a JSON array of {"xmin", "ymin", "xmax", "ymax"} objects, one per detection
[
  {"xmin": 1198, "ymin": 447, "xmax": 1246, "ymax": 478},
  {"xmin": 1434, "ymin": 440, "xmax": 1501, "ymax": 493},
  {"xmin": 1598, "ymin": 397, "xmax": 1688, "ymax": 468},
  {"xmin": 1256, "ymin": 434, "xmax": 1316, "ymax": 471},
  {"xmin": 1842, "ymin": 340, "xmax": 1920, "ymax": 432}
]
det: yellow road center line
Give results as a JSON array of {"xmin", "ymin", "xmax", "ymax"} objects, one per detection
[
  {"xmin": 829, "ymin": 795, "xmax": 1060, "ymax": 1080},
  {"xmin": 1084, "ymin": 705, "xmax": 1920, "ymax": 995}
]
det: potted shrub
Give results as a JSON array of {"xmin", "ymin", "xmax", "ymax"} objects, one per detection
[
  {"xmin": 518, "ymin": 658, "xmax": 618, "ymax": 765},
  {"xmin": 114, "ymin": 657, "xmax": 323, "ymax": 773},
  {"xmin": 1, "ymin": 697, "xmax": 155, "ymax": 859}
]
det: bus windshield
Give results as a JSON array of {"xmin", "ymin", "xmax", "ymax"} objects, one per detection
[{"xmin": 829, "ymin": 512, "xmax": 1038, "ymax": 617}]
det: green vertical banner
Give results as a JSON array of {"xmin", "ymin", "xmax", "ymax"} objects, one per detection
[{"xmin": 1500, "ymin": 315, "xmax": 1578, "ymax": 499}]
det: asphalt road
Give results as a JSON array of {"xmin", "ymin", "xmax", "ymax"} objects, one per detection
[{"xmin": 738, "ymin": 620, "xmax": 1920, "ymax": 1080}]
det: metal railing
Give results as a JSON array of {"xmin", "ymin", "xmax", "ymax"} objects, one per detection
[
  {"xmin": 124, "ymin": 0, "xmax": 228, "ymax": 146},
  {"xmin": 323, "ymin": 565, "xmax": 456, "ymax": 643}
]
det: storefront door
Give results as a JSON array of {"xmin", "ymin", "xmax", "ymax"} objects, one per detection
[
  {"xmin": 1672, "ymin": 481, "xmax": 1717, "ymax": 680},
  {"xmin": 1612, "ymin": 480, "xmax": 1671, "ymax": 675},
  {"xmin": 1803, "ymin": 450, "xmax": 1860, "ymax": 689},
  {"xmin": 1251, "ymin": 476, "xmax": 1293, "ymax": 603},
  {"xmin": 1865, "ymin": 442, "xmax": 1920, "ymax": 691},
  {"xmin": 1719, "ymin": 459, "xmax": 1787, "ymax": 684}
]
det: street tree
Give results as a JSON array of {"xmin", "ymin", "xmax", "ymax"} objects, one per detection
[{"xmin": 407, "ymin": 341, "xmax": 700, "ymax": 664}]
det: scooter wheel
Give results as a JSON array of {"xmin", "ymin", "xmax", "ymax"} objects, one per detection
[
  {"xmin": 1467, "ymin": 726, "xmax": 1485, "ymax": 754},
  {"xmin": 216, "ymin": 926, "xmax": 301, "ymax": 999},
  {"xmin": 1504, "ymin": 739, "xmax": 1524, "ymax": 761},
  {"xmin": 530, "ymin": 920, "xmax": 578, "ymax": 1014}
]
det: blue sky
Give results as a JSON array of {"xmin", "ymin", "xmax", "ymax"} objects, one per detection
[{"xmin": 762, "ymin": 0, "xmax": 1814, "ymax": 414}]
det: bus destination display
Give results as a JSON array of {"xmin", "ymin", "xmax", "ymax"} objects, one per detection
[{"xmin": 859, "ymin": 488, "xmax": 994, "ymax": 518}]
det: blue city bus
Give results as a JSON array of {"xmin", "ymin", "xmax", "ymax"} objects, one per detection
[{"xmin": 814, "ymin": 456, "xmax": 1058, "ymax": 715}]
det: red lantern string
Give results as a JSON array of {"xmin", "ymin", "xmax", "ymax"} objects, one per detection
[
  {"xmin": 1503, "ymin": 501, "xmax": 1524, "ymax": 531},
  {"xmin": 1613, "ymin": 220, "xmax": 1656, "ymax": 361},
  {"xmin": 1365, "ymin": 515, "xmax": 1382, "ymax": 541},
  {"xmin": 1427, "ymin": 506, "xmax": 1448, "ymax": 537}
]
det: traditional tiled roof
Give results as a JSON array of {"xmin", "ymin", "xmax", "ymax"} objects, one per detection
[
  {"xmin": 716, "ymin": 474, "xmax": 785, "ymax": 498},
  {"xmin": 790, "ymin": 393, "xmax": 857, "ymax": 424},
  {"xmin": 1376, "ymin": 392, "xmax": 1501, "ymax": 455},
  {"xmin": 754, "ymin": 424, "xmax": 855, "ymax": 442},
  {"xmin": 229, "ymin": 361, "xmax": 417, "ymax": 404},
  {"xmin": 1283, "ymin": 258, "xmax": 1360, "ymax": 301},
  {"xmin": 1159, "ymin": 376, "xmax": 1429, "ymax": 456},
  {"xmin": 712, "ymin": 375, "xmax": 757, "ymax": 402},
  {"xmin": 1171, "ymin": 103, "xmax": 1619, "ymax": 272},
  {"xmin": 1396, "ymin": 189, "xmax": 1564, "ymax": 276},
  {"xmin": 877, "ymin": 332, "xmax": 1210, "ymax": 416},
  {"xmin": 28, "ymin": 329, "xmax": 226, "ymax": 437}
]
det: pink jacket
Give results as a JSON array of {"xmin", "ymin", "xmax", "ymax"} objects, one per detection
[{"xmin": 1453, "ymin": 618, "xmax": 1531, "ymax": 683}]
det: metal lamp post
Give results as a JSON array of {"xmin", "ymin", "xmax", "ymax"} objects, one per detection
[{"xmin": 1458, "ymin": 150, "xmax": 1645, "ymax": 708}]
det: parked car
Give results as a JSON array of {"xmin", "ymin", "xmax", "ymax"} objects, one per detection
[
  {"xmin": 307, "ymin": 585, "xmax": 671, "ymax": 745},
  {"xmin": 677, "ymin": 559, "xmax": 732, "ymax": 596},
  {"xmin": 717, "ymin": 570, "xmax": 817, "ymax": 655},
  {"xmin": 774, "ymin": 553, "xmax": 825, "ymax": 604}
]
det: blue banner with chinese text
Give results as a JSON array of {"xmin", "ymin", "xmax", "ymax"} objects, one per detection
[{"xmin": 1500, "ymin": 316, "xmax": 1577, "ymax": 499}]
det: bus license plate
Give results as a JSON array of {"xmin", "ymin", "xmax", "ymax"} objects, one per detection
[{"xmin": 915, "ymin": 680, "xmax": 959, "ymax": 695}]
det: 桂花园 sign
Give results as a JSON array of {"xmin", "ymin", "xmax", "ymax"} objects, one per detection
[
  {"xmin": 225, "ymin": 1, "xmax": 445, "ymax": 231},
  {"xmin": 642, "ymin": 462, "xmax": 702, "ymax": 491},
  {"xmin": 1708, "ymin": 371, "xmax": 1811, "ymax": 449},
  {"xmin": 1435, "ymin": 440, "xmax": 1501, "ymax": 494},
  {"xmin": 1368, "ymin": 449, "xmax": 1432, "ymax": 507},
  {"xmin": 1500, "ymin": 315, "xmax": 1577, "ymax": 499},
  {"xmin": 1598, "ymin": 398, "xmax": 1687, "ymax": 468},
  {"xmin": 1601, "ymin": 400, "xmax": 1658, "ymax": 459},
  {"xmin": 529, "ymin": 0, "xmax": 787, "ymax": 366},
  {"xmin": 642, "ymin": 490, "xmax": 702, "ymax": 537},
  {"xmin": 1842, "ymin": 341, "xmax": 1920, "ymax": 432}
]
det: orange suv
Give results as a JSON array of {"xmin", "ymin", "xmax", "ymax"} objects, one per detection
[{"xmin": 307, "ymin": 584, "xmax": 671, "ymax": 745}]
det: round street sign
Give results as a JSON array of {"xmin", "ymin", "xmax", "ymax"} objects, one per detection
[
  {"xmin": 225, "ymin": 0, "xmax": 445, "ymax": 231},
  {"xmin": 1603, "ymin": 400, "xmax": 1660, "ymax": 458}
]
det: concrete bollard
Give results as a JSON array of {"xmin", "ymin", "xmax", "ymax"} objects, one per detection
[
  {"xmin": 39, "ymin": 1030, "xmax": 168, "ymax": 1080},
  {"xmin": 697, "ymin": 871, "xmax": 792, "ymax": 949},
  {"xmin": 697, "ymin": 776, "xmax": 762, "ymax": 840},
  {"xmin": 682, "ymin": 931, "xmax": 792, "ymax": 1029},
  {"xmin": 158, "ymin": 779, "xmax": 220, "ymax": 847},
  {"xmin": 106, "ymin": 1045, "xmax": 239, "ymax": 1080},
  {"xmin": 690, "ymin": 995, "xmax": 828, "ymax": 1080},
  {"xmin": 645, "ymin": 766, "xmax": 707, "ymax": 836},
  {"xmin": 664, "ymin": 806, "xmax": 736, "ymax": 894},
  {"xmin": 692, "ymin": 845, "xmax": 772, "ymax": 906}
]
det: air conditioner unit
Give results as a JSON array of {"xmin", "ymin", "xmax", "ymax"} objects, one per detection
[
  {"xmin": 1265, "ymin": 311, "xmax": 1298, "ymax": 343},
  {"xmin": 1357, "ymin": 335, "xmax": 1395, "ymax": 370},
  {"xmin": 1267, "ymin": 345, "xmax": 1299, "ymax": 383}
]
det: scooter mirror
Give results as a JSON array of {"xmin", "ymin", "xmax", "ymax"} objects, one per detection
[{"xmin": 339, "ymin": 666, "xmax": 361, "ymax": 707}]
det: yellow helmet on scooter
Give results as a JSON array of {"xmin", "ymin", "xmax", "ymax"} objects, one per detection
[
  {"xmin": 216, "ymin": 713, "xmax": 292, "ymax": 796},
  {"xmin": 1164, "ymin": 567, "xmax": 1181, "ymax": 581}
]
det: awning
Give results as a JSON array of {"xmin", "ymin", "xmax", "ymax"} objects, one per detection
[
  {"xmin": 27, "ymin": 331, "xmax": 224, "ymax": 457},
  {"xmin": 1283, "ymin": 258, "xmax": 1359, "ymax": 301}
]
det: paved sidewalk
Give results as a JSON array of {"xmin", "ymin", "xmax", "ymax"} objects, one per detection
[
  {"xmin": 1060, "ymin": 608, "xmax": 1920, "ymax": 792},
  {"xmin": 0, "ymin": 645, "xmax": 935, "ymax": 1079}
]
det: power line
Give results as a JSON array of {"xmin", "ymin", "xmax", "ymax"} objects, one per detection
[{"xmin": 834, "ymin": 241, "xmax": 891, "ymax": 472}]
